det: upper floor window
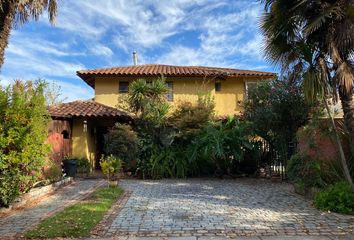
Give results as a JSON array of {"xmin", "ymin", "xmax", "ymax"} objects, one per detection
[
  {"xmin": 119, "ymin": 81, "xmax": 129, "ymax": 93},
  {"xmin": 245, "ymin": 81, "xmax": 258, "ymax": 98},
  {"xmin": 166, "ymin": 81, "xmax": 173, "ymax": 102},
  {"xmin": 215, "ymin": 81, "xmax": 221, "ymax": 92}
]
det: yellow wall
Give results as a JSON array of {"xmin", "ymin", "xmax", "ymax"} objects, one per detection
[
  {"xmin": 94, "ymin": 76, "xmax": 268, "ymax": 116},
  {"xmin": 72, "ymin": 118, "xmax": 96, "ymax": 169}
]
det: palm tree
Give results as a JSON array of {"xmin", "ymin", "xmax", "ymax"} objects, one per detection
[
  {"xmin": 261, "ymin": 0, "xmax": 354, "ymax": 189},
  {"xmin": 0, "ymin": 0, "xmax": 57, "ymax": 68}
]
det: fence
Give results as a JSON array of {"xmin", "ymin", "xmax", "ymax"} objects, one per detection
[{"xmin": 258, "ymin": 139, "xmax": 297, "ymax": 180}]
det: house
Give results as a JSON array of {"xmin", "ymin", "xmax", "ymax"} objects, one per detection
[{"xmin": 48, "ymin": 64, "xmax": 276, "ymax": 169}]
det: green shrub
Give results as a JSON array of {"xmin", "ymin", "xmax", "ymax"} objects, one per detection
[
  {"xmin": 168, "ymin": 95, "xmax": 215, "ymax": 144},
  {"xmin": 243, "ymin": 79, "xmax": 310, "ymax": 164},
  {"xmin": 0, "ymin": 165, "xmax": 20, "ymax": 207},
  {"xmin": 75, "ymin": 158, "xmax": 90, "ymax": 174},
  {"xmin": 104, "ymin": 123, "xmax": 139, "ymax": 170},
  {"xmin": 314, "ymin": 182, "xmax": 354, "ymax": 215},
  {"xmin": 188, "ymin": 117, "xmax": 255, "ymax": 176},
  {"xmin": 46, "ymin": 159, "xmax": 62, "ymax": 182},
  {"xmin": 0, "ymin": 81, "xmax": 50, "ymax": 207},
  {"xmin": 148, "ymin": 147, "xmax": 187, "ymax": 179},
  {"xmin": 100, "ymin": 155, "xmax": 122, "ymax": 181},
  {"xmin": 287, "ymin": 153, "xmax": 345, "ymax": 189}
]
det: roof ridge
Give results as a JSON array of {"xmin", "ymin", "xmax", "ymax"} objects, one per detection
[
  {"xmin": 77, "ymin": 63, "xmax": 275, "ymax": 73},
  {"xmin": 77, "ymin": 64, "xmax": 277, "ymax": 89}
]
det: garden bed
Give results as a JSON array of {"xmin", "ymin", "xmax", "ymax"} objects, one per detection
[{"xmin": 0, "ymin": 177, "xmax": 73, "ymax": 215}]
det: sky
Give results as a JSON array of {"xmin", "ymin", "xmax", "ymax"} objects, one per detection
[{"xmin": 0, "ymin": 0, "xmax": 277, "ymax": 102}]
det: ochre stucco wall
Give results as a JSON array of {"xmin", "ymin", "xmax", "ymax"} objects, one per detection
[
  {"xmin": 72, "ymin": 118, "xmax": 96, "ymax": 169},
  {"xmin": 94, "ymin": 76, "xmax": 265, "ymax": 116}
]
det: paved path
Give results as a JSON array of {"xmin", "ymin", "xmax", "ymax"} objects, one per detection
[
  {"xmin": 0, "ymin": 179, "xmax": 105, "ymax": 238},
  {"xmin": 99, "ymin": 179, "xmax": 354, "ymax": 239}
]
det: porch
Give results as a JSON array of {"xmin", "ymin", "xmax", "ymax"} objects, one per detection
[{"xmin": 48, "ymin": 100, "xmax": 131, "ymax": 169}]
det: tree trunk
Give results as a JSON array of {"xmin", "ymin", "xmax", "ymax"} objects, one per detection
[
  {"xmin": 0, "ymin": 0, "xmax": 16, "ymax": 70},
  {"xmin": 339, "ymin": 91, "xmax": 354, "ymax": 158},
  {"xmin": 330, "ymin": 43, "xmax": 354, "ymax": 157},
  {"xmin": 324, "ymin": 98, "xmax": 354, "ymax": 191}
]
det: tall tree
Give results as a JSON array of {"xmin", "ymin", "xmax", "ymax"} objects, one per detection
[
  {"xmin": 261, "ymin": 0, "xmax": 354, "ymax": 189},
  {"xmin": 0, "ymin": 0, "xmax": 57, "ymax": 68}
]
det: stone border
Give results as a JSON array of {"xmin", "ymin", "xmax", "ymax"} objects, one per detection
[
  {"xmin": 0, "ymin": 177, "xmax": 73, "ymax": 216},
  {"xmin": 91, "ymin": 190, "xmax": 132, "ymax": 237},
  {"xmin": 104, "ymin": 228, "xmax": 352, "ymax": 238}
]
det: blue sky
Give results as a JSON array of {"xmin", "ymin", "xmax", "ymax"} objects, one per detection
[{"xmin": 0, "ymin": 0, "xmax": 277, "ymax": 102}]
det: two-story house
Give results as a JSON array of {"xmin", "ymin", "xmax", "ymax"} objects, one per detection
[{"xmin": 48, "ymin": 64, "xmax": 275, "ymax": 168}]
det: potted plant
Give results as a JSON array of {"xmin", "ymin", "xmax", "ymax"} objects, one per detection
[{"xmin": 99, "ymin": 155, "xmax": 122, "ymax": 185}]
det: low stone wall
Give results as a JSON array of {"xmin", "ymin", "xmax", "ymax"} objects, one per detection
[{"xmin": 0, "ymin": 177, "xmax": 73, "ymax": 215}]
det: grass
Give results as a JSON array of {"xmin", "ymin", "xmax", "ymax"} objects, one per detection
[{"xmin": 25, "ymin": 185, "xmax": 123, "ymax": 238}]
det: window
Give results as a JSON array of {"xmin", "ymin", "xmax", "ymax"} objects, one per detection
[
  {"xmin": 245, "ymin": 81, "xmax": 258, "ymax": 98},
  {"xmin": 61, "ymin": 130, "xmax": 70, "ymax": 139},
  {"xmin": 215, "ymin": 82, "xmax": 221, "ymax": 92},
  {"xmin": 166, "ymin": 81, "xmax": 173, "ymax": 102},
  {"xmin": 119, "ymin": 81, "xmax": 129, "ymax": 93}
]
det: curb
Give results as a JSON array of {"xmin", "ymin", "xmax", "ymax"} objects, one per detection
[{"xmin": 0, "ymin": 177, "xmax": 73, "ymax": 217}]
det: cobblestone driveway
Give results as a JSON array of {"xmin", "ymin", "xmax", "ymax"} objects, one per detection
[{"xmin": 101, "ymin": 179, "xmax": 354, "ymax": 238}]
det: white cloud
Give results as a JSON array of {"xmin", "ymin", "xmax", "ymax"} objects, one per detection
[
  {"xmin": 52, "ymin": 79, "xmax": 94, "ymax": 102},
  {"xmin": 3, "ymin": 31, "xmax": 86, "ymax": 78},
  {"xmin": 1, "ymin": 0, "xmax": 272, "ymax": 103},
  {"xmin": 154, "ymin": 3, "xmax": 266, "ymax": 69},
  {"xmin": 39, "ymin": 0, "xmax": 266, "ymax": 69},
  {"xmin": 90, "ymin": 44, "xmax": 114, "ymax": 57}
]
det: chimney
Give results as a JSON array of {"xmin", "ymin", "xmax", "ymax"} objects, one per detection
[{"xmin": 133, "ymin": 51, "xmax": 138, "ymax": 65}]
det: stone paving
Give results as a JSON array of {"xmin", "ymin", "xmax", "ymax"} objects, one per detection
[
  {"xmin": 0, "ymin": 179, "xmax": 105, "ymax": 238},
  {"xmin": 99, "ymin": 179, "xmax": 354, "ymax": 239}
]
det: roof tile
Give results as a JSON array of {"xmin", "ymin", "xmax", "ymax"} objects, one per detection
[
  {"xmin": 77, "ymin": 64, "xmax": 276, "ymax": 88},
  {"xmin": 48, "ymin": 101, "xmax": 130, "ymax": 119}
]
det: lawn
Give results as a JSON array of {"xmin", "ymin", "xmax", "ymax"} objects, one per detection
[{"xmin": 25, "ymin": 185, "xmax": 123, "ymax": 238}]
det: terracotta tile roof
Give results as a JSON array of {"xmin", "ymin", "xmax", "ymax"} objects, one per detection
[
  {"xmin": 48, "ymin": 100, "xmax": 130, "ymax": 119},
  {"xmin": 77, "ymin": 64, "xmax": 276, "ymax": 88}
]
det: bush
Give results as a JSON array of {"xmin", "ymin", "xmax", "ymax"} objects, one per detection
[
  {"xmin": 148, "ymin": 147, "xmax": 187, "ymax": 179},
  {"xmin": 100, "ymin": 155, "xmax": 122, "ymax": 181},
  {"xmin": 0, "ymin": 166, "xmax": 20, "ymax": 207},
  {"xmin": 168, "ymin": 95, "xmax": 215, "ymax": 144},
  {"xmin": 287, "ymin": 153, "xmax": 326, "ymax": 188},
  {"xmin": 104, "ymin": 123, "xmax": 139, "ymax": 170},
  {"xmin": 0, "ymin": 81, "xmax": 50, "ymax": 207},
  {"xmin": 314, "ymin": 182, "xmax": 354, "ymax": 215},
  {"xmin": 243, "ymin": 79, "xmax": 310, "ymax": 164},
  {"xmin": 76, "ymin": 158, "xmax": 90, "ymax": 174},
  {"xmin": 188, "ymin": 117, "xmax": 255, "ymax": 176},
  {"xmin": 45, "ymin": 159, "xmax": 63, "ymax": 182},
  {"xmin": 287, "ymin": 153, "xmax": 345, "ymax": 189}
]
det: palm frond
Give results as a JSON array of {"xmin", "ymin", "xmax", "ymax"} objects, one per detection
[
  {"xmin": 334, "ymin": 18, "xmax": 354, "ymax": 58},
  {"xmin": 14, "ymin": 0, "xmax": 57, "ymax": 26},
  {"xmin": 303, "ymin": 66, "xmax": 326, "ymax": 103},
  {"xmin": 336, "ymin": 61, "xmax": 354, "ymax": 94},
  {"xmin": 304, "ymin": 4, "xmax": 344, "ymax": 35}
]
